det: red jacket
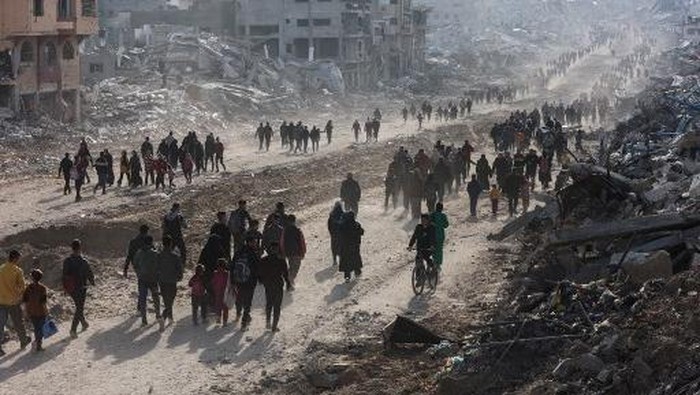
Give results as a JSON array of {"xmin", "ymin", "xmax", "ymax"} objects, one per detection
[{"xmin": 188, "ymin": 274, "xmax": 205, "ymax": 297}]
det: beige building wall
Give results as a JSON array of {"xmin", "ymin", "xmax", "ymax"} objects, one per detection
[{"xmin": 0, "ymin": 0, "xmax": 96, "ymax": 120}]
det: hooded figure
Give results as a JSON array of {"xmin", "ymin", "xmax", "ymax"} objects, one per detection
[
  {"xmin": 476, "ymin": 154, "xmax": 492, "ymax": 190},
  {"xmin": 338, "ymin": 211, "xmax": 364, "ymax": 282},
  {"xmin": 327, "ymin": 202, "xmax": 344, "ymax": 266}
]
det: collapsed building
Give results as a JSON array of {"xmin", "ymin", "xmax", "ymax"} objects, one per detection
[
  {"xmin": 0, "ymin": 0, "xmax": 98, "ymax": 121},
  {"xmin": 99, "ymin": 0, "xmax": 427, "ymax": 91}
]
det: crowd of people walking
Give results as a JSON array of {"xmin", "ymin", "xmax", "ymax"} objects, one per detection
[{"xmin": 58, "ymin": 131, "xmax": 227, "ymax": 202}]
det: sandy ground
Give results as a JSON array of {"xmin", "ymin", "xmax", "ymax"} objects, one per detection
[
  {"xmin": 0, "ymin": 30, "xmax": 657, "ymax": 395},
  {"xmin": 0, "ymin": 190, "xmax": 506, "ymax": 395}
]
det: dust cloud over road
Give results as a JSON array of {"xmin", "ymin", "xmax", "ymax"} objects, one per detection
[{"xmin": 0, "ymin": 33, "xmax": 636, "ymax": 393}]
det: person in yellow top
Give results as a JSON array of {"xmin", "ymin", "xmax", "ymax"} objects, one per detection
[{"xmin": 0, "ymin": 250, "xmax": 31, "ymax": 356}]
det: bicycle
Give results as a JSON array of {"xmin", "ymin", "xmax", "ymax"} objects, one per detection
[{"xmin": 410, "ymin": 248, "xmax": 438, "ymax": 295}]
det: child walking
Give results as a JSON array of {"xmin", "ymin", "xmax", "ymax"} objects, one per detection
[
  {"xmin": 211, "ymin": 259, "xmax": 230, "ymax": 326},
  {"xmin": 23, "ymin": 269, "xmax": 48, "ymax": 352},
  {"xmin": 188, "ymin": 265, "xmax": 207, "ymax": 325},
  {"xmin": 489, "ymin": 184, "xmax": 501, "ymax": 215}
]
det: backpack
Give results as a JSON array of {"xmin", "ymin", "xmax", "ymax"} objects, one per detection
[
  {"xmin": 263, "ymin": 214, "xmax": 284, "ymax": 248},
  {"xmin": 232, "ymin": 256, "xmax": 252, "ymax": 284}
]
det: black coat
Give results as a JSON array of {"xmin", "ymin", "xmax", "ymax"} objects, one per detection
[
  {"xmin": 340, "ymin": 179, "xmax": 361, "ymax": 202},
  {"xmin": 210, "ymin": 222, "xmax": 232, "ymax": 259},
  {"xmin": 467, "ymin": 180, "xmax": 482, "ymax": 198},
  {"xmin": 198, "ymin": 234, "xmax": 226, "ymax": 274},
  {"xmin": 338, "ymin": 220, "xmax": 364, "ymax": 273},
  {"xmin": 328, "ymin": 209, "xmax": 344, "ymax": 256}
]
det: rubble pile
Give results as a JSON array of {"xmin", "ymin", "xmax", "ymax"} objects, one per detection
[
  {"xmin": 0, "ymin": 117, "xmax": 74, "ymax": 176},
  {"xmin": 437, "ymin": 41, "xmax": 700, "ymax": 395}
]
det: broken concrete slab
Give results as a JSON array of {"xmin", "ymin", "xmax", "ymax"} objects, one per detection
[
  {"xmin": 549, "ymin": 214, "xmax": 700, "ymax": 247},
  {"xmin": 622, "ymin": 250, "xmax": 673, "ymax": 285},
  {"xmin": 382, "ymin": 315, "xmax": 445, "ymax": 346},
  {"xmin": 489, "ymin": 194, "xmax": 559, "ymax": 241},
  {"xmin": 552, "ymin": 353, "xmax": 605, "ymax": 379}
]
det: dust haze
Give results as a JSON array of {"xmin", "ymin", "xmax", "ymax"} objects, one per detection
[{"xmin": 1, "ymin": 0, "xmax": 698, "ymax": 394}]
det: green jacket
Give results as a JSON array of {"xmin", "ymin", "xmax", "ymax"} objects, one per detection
[
  {"xmin": 430, "ymin": 211, "xmax": 449, "ymax": 244},
  {"xmin": 133, "ymin": 247, "xmax": 159, "ymax": 283}
]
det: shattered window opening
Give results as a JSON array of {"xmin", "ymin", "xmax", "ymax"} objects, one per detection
[
  {"xmin": 34, "ymin": 0, "xmax": 44, "ymax": 17},
  {"xmin": 0, "ymin": 51, "xmax": 12, "ymax": 81},
  {"xmin": 62, "ymin": 42, "xmax": 75, "ymax": 60},
  {"xmin": 82, "ymin": 0, "xmax": 96, "ymax": 17},
  {"xmin": 313, "ymin": 18, "xmax": 331, "ymax": 27},
  {"xmin": 44, "ymin": 42, "xmax": 57, "ymax": 66},
  {"xmin": 57, "ymin": 0, "xmax": 73, "ymax": 20},
  {"xmin": 20, "ymin": 42, "xmax": 34, "ymax": 63},
  {"xmin": 249, "ymin": 25, "xmax": 279, "ymax": 36}
]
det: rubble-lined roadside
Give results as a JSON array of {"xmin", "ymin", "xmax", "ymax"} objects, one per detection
[{"xmin": 433, "ymin": 40, "xmax": 700, "ymax": 395}]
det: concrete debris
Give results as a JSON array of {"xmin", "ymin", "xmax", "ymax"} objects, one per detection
[
  {"xmin": 621, "ymin": 250, "xmax": 673, "ymax": 285},
  {"xmin": 439, "ymin": 36, "xmax": 700, "ymax": 395},
  {"xmin": 552, "ymin": 353, "xmax": 605, "ymax": 379},
  {"xmin": 382, "ymin": 315, "xmax": 445, "ymax": 347}
]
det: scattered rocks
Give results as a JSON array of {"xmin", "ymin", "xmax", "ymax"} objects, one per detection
[
  {"xmin": 622, "ymin": 250, "xmax": 673, "ymax": 285},
  {"xmin": 552, "ymin": 353, "xmax": 605, "ymax": 379}
]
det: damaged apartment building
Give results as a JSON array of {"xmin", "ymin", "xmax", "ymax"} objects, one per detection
[
  {"xmin": 236, "ymin": 0, "xmax": 427, "ymax": 89},
  {"xmin": 0, "ymin": 0, "xmax": 98, "ymax": 121}
]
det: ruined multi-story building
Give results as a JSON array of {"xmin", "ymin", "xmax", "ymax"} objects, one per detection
[
  {"xmin": 236, "ymin": 0, "xmax": 427, "ymax": 89},
  {"xmin": 0, "ymin": 0, "xmax": 98, "ymax": 121}
]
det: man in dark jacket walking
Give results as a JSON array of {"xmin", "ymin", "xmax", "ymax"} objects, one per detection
[
  {"xmin": 339, "ymin": 212, "xmax": 364, "ymax": 283},
  {"xmin": 93, "ymin": 151, "xmax": 110, "ymax": 195},
  {"xmin": 228, "ymin": 200, "xmax": 252, "ymax": 254},
  {"xmin": 524, "ymin": 149, "xmax": 539, "ymax": 189},
  {"xmin": 476, "ymin": 154, "xmax": 492, "ymax": 190},
  {"xmin": 163, "ymin": 203, "xmax": 187, "ymax": 265},
  {"xmin": 198, "ymin": 232, "xmax": 227, "ymax": 318},
  {"xmin": 257, "ymin": 242, "xmax": 292, "ymax": 332},
  {"xmin": 340, "ymin": 173, "xmax": 361, "ymax": 214},
  {"xmin": 467, "ymin": 175, "xmax": 482, "ymax": 217},
  {"xmin": 504, "ymin": 172, "xmax": 523, "ymax": 217},
  {"xmin": 210, "ymin": 211, "xmax": 232, "ymax": 260},
  {"xmin": 158, "ymin": 236, "xmax": 183, "ymax": 326},
  {"xmin": 281, "ymin": 215, "xmax": 306, "ymax": 287},
  {"xmin": 133, "ymin": 236, "xmax": 162, "ymax": 329},
  {"xmin": 493, "ymin": 153, "xmax": 509, "ymax": 189},
  {"xmin": 231, "ymin": 236, "xmax": 260, "ymax": 330},
  {"xmin": 124, "ymin": 225, "xmax": 149, "ymax": 278},
  {"xmin": 59, "ymin": 153, "xmax": 73, "ymax": 195},
  {"xmin": 62, "ymin": 239, "xmax": 95, "ymax": 338}
]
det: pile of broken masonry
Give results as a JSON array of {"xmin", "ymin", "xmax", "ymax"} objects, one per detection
[{"xmin": 435, "ymin": 41, "xmax": 700, "ymax": 395}]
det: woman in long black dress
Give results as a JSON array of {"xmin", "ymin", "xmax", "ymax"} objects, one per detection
[
  {"xmin": 328, "ymin": 202, "xmax": 344, "ymax": 266},
  {"xmin": 339, "ymin": 211, "xmax": 364, "ymax": 283}
]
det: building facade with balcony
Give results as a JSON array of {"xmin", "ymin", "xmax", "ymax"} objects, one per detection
[{"xmin": 0, "ymin": 0, "xmax": 98, "ymax": 121}]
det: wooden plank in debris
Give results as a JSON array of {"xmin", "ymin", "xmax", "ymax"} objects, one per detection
[{"xmin": 549, "ymin": 214, "xmax": 700, "ymax": 247}]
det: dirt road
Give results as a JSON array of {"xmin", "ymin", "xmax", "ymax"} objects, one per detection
[
  {"xmin": 0, "ymin": 32, "xmax": 651, "ymax": 394},
  {"xmin": 0, "ymin": 188, "xmax": 509, "ymax": 394}
]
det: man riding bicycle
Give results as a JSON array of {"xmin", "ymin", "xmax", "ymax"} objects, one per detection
[{"xmin": 408, "ymin": 214, "xmax": 437, "ymax": 285}]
